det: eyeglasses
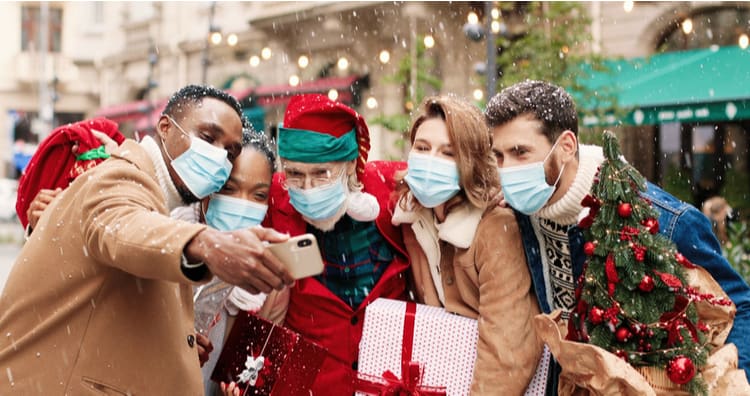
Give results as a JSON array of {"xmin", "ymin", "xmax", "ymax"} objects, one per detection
[{"xmin": 283, "ymin": 166, "xmax": 345, "ymax": 189}]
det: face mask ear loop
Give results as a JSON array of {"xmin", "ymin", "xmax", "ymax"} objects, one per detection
[
  {"xmin": 543, "ymin": 135, "xmax": 566, "ymax": 188},
  {"xmin": 200, "ymin": 199, "xmax": 209, "ymax": 224},
  {"xmin": 162, "ymin": 115, "xmax": 191, "ymax": 163},
  {"xmin": 165, "ymin": 115, "xmax": 191, "ymax": 139},
  {"xmin": 542, "ymin": 135, "xmax": 563, "ymax": 164},
  {"xmin": 552, "ymin": 163, "xmax": 566, "ymax": 188}
]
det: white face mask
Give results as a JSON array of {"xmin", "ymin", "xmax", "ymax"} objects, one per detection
[{"xmin": 498, "ymin": 137, "xmax": 564, "ymax": 215}]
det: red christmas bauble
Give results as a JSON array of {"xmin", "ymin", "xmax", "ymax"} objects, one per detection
[
  {"xmin": 618, "ymin": 202, "xmax": 633, "ymax": 218},
  {"xmin": 667, "ymin": 356, "xmax": 696, "ymax": 385},
  {"xmin": 642, "ymin": 218, "xmax": 659, "ymax": 234},
  {"xmin": 584, "ymin": 241, "xmax": 597, "ymax": 256},
  {"xmin": 614, "ymin": 349, "xmax": 628, "ymax": 361},
  {"xmin": 615, "ymin": 326, "xmax": 631, "ymax": 342},
  {"xmin": 590, "ymin": 307, "xmax": 604, "ymax": 325},
  {"xmin": 638, "ymin": 275, "xmax": 655, "ymax": 292}
]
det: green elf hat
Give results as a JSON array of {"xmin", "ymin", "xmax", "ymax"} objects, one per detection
[{"xmin": 278, "ymin": 94, "xmax": 370, "ymax": 181}]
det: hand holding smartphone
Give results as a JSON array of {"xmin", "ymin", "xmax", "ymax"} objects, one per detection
[{"xmin": 267, "ymin": 233, "xmax": 324, "ymax": 279}]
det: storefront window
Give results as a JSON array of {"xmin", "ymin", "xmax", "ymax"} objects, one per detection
[
  {"xmin": 659, "ymin": 6, "xmax": 750, "ymax": 51},
  {"xmin": 21, "ymin": 6, "xmax": 63, "ymax": 52}
]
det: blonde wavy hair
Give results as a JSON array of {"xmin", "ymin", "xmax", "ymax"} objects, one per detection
[{"xmin": 397, "ymin": 95, "xmax": 500, "ymax": 211}]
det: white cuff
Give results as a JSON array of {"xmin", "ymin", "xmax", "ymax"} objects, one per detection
[
  {"xmin": 24, "ymin": 224, "xmax": 33, "ymax": 241},
  {"xmin": 180, "ymin": 253, "xmax": 205, "ymax": 269}
]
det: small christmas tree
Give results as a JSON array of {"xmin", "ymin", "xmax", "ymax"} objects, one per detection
[{"xmin": 566, "ymin": 131, "xmax": 731, "ymax": 395}]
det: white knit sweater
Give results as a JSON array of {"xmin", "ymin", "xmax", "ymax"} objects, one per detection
[
  {"xmin": 537, "ymin": 145, "xmax": 605, "ymax": 226},
  {"xmin": 140, "ymin": 136, "xmax": 184, "ymax": 212}
]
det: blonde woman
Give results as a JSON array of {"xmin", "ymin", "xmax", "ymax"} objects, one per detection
[{"xmin": 392, "ymin": 95, "xmax": 544, "ymax": 395}]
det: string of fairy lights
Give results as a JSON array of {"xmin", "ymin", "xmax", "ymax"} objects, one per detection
[{"xmin": 203, "ymin": 2, "xmax": 750, "ymax": 109}]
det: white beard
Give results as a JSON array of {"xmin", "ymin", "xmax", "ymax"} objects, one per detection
[{"xmin": 303, "ymin": 198, "xmax": 348, "ymax": 232}]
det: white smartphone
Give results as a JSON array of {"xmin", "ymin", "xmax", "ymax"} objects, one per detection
[{"xmin": 267, "ymin": 233, "xmax": 324, "ymax": 279}]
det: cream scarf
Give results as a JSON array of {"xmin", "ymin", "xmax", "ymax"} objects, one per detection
[
  {"xmin": 537, "ymin": 144, "xmax": 605, "ymax": 225},
  {"xmin": 139, "ymin": 136, "xmax": 184, "ymax": 212}
]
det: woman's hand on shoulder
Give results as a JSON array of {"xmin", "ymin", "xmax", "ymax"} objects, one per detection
[{"xmin": 489, "ymin": 188, "xmax": 507, "ymax": 209}]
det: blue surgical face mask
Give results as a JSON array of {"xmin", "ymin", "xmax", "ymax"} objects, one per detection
[
  {"xmin": 287, "ymin": 175, "xmax": 347, "ymax": 220},
  {"xmin": 164, "ymin": 116, "xmax": 233, "ymax": 199},
  {"xmin": 205, "ymin": 194, "xmax": 268, "ymax": 231},
  {"xmin": 498, "ymin": 138, "xmax": 565, "ymax": 215},
  {"xmin": 404, "ymin": 152, "xmax": 461, "ymax": 208}
]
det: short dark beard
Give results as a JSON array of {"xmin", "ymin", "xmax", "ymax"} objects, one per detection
[
  {"xmin": 546, "ymin": 153, "xmax": 563, "ymax": 187},
  {"xmin": 176, "ymin": 184, "xmax": 199, "ymax": 204}
]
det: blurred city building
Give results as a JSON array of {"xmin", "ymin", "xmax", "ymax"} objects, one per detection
[{"xmin": 0, "ymin": 2, "xmax": 748, "ymax": 211}]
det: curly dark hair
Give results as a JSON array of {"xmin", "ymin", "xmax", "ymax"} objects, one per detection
[
  {"xmin": 162, "ymin": 84, "xmax": 245, "ymax": 128},
  {"xmin": 484, "ymin": 80, "xmax": 578, "ymax": 144},
  {"xmin": 242, "ymin": 126, "xmax": 277, "ymax": 173}
]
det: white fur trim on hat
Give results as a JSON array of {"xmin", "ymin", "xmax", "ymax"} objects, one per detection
[{"xmin": 346, "ymin": 191, "xmax": 380, "ymax": 222}]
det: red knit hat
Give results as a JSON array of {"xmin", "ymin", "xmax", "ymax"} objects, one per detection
[
  {"xmin": 280, "ymin": 94, "xmax": 370, "ymax": 181},
  {"xmin": 15, "ymin": 117, "xmax": 126, "ymax": 228}
]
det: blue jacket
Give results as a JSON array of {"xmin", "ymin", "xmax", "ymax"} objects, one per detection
[{"xmin": 516, "ymin": 182, "xmax": 750, "ymax": 393}]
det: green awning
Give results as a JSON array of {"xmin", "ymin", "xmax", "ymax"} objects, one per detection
[
  {"xmin": 579, "ymin": 45, "xmax": 750, "ymax": 126},
  {"xmin": 242, "ymin": 106, "xmax": 266, "ymax": 134}
]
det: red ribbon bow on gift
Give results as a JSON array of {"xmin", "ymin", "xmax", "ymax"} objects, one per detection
[
  {"xmin": 356, "ymin": 302, "xmax": 446, "ymax": 396},
  {"xmin": 357, "ymin": 361, "xmax": 445, "ymax": 396}
]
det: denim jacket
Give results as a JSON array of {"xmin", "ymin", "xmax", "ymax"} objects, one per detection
[{"xmin": 516, "ymin": 181, "xmax": 750, "ymax": 394}]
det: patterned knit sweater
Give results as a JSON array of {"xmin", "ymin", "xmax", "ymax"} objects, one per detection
[{"xmin": 532, "ymin": 145, "xmax": 604, "ymax": 318}]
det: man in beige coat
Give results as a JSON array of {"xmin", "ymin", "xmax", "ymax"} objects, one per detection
[{"xmin": 0, "ymin": 85, "xmax": 293, "ymax": 395}]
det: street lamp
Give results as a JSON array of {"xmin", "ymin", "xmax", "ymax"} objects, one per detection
[
  {"xmin": 145, "ymin": 41, "xmax": 159, "ymax": 124},
  {"xmin": 201, "ymin": 2, "xmax": 218, "ymax": 84},
  {"xmin": 147, "ymin": 41, "xmax": 159, "ymax": 95},
  {"xmin": 463, "ymin": 3, "xmax": 498, "ymax": 100},
  {"xmin": 484, "ymin": 3, "xmax": 497, "ymax": 101}
]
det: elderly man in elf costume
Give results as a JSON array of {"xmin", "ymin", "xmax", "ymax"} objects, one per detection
[{"xmin": 265, "ymin": 93, "xmax": 410, "ymax": 394}]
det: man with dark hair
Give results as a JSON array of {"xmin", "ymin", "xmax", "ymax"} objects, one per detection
[
  {"xmin": 0, "ymin": 84, "xmax": 293, "ymax": 394},
  {"xmin": 163, "ymin": 84, "xmax": 248, "ymax": 130},
  {"xmin": 485, "ymin": 80, "xmax": 750, "ymax": 383}
]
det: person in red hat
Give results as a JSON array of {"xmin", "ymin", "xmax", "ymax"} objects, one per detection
[
  {"xmin": 265, "ymin": 93, "xmax": 410, "ymax": 395},
  {"xmin": 16, "ymin": 117, "xmax": 126, "ymax": 232}
]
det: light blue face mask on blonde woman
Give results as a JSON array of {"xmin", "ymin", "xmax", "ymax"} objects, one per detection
[
  {"xmin": 163, "ymin": 115, "xmax": 233, "ymax": 199},
  {"xmin": 204, "ymin": 194, "xmax": 268, "ymax": 231},
  {"xmin": 498, "ymin": 137, "xmax": 565, "ymax": 215},
  {"xmin": 404, "ymin": 152, "xmax": 461, "ymax": 208}
]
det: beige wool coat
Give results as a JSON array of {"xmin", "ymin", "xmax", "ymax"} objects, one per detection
[
  {"xmin": 393, "ymin": 201, "xmax": 544, "ymax": 395},
  {"xmin": 0, "ymin": 139, "xmax": 209, "ymax": 395}
]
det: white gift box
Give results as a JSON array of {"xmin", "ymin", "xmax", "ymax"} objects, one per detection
[{"xmin": 356, "ymin": 298, "xmax": 478, "ymax": 395}]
